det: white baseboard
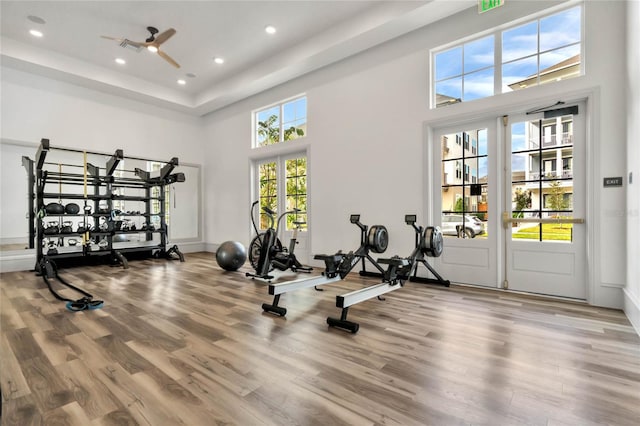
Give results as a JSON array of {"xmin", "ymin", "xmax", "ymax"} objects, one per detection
[
  {"xmin": 173, "ymin": 241, "xmax": 206, "ymax": 253},
  {"xmin": 623, "ymin": 288, "xmax": 640, "ymax": 337},
  {"xmin": 0, "ymin": 252, "xmax": 36, "ymax": 272},
  {"xmin": 0, "ymin": 242, "xmax": 207, "ymax": 273},
  {"xmin": 0, "ymin": 237, "xmax": 28, "ymax": 245}
]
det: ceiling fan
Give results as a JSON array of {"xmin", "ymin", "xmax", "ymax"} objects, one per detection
[{"xmin": 101, "ymin": 26, "xmax": 180, "ymax": 68}]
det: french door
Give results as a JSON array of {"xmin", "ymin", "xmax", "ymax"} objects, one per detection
[
  {"xmin": 254, "ymin": 153, "xmax": 309, "ymax": 264},
  {"xmin": 431, "ymin": 103, "xmax": 587, "ymax": 299},
  {"xmin": 431, "ymin": 119, "xmax": 499, "ymax": 287},
  {"xmin": 504, "ymin": 106, "xmax": 586, "ymax": 299}
]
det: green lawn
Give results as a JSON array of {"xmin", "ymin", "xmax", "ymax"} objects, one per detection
[{"xmin": 512, "ymin": 223, "xmax": 573, "ymax": 241}]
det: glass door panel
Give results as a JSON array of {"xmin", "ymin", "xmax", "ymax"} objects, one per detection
[
  {"xmin": 433, "ymin": 120, "xmax": 497, "ymax": 287},
  {"xmin": 505, "ymin": 105, "xmax": 586, "ymax": 299}
]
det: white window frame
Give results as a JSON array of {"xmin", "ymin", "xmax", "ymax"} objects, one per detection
[
  {"xmin": 431, "ymin": 3, "xmax": 583, "ymax": 108},
  {"xmin": 252, "ymin": 95, "xmax": 307, "ymax": 148}
]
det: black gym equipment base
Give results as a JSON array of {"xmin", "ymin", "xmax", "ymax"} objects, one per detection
[{"xmin": 327, "ymin": 216, "xmax": 450, "ymax": 333}]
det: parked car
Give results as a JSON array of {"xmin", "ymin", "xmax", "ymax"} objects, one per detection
[{"xmin": 441, "ymin": 214, "xmax": 485, "ymax": 238}]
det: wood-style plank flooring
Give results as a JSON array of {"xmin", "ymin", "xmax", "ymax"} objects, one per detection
[{"xmin": 1, "ymin": 252, "xmax": 639, "ymax": 425}]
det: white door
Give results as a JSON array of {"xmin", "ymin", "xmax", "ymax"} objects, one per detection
[
  {"xmin": 431, "ymin": 119, "xmax": 499, "ymax": 287},
  {"xmin": 254, "ymin": 153, "xmax": 309, "ymax": 264},
  {"xmin": 504, "ymin": 105, "xmax": 586, "ymax": 299},
  {"xmin": 430, "ymin": 104, "xmax": 587, "ymax": 299}
]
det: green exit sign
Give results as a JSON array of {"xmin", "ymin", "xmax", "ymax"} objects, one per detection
[{"xmin": 478, "ymin": 0, "xmax": 504, "ymax": 14}]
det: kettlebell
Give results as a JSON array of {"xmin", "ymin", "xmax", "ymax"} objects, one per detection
[
  {"xmin": 60, "ymin": 221, "xmax": 74, "ymax": 234},
  {"xmin": 43, "ymin": 221, "xmax": 59, "ymax": 235}
]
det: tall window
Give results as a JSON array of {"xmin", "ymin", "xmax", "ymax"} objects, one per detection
[
  {"xmin": 285, "ymin": 158, "xmax": 307, "ymax": 228},
  {"xmin": 254, "ymin": 96, "xmax": 307, "ymax": 147},
  {"xmin": 258, "ymin": 161, "xmax": 277, "ymax": 229},
  {"xmin": 256, "ymin": 155, "xmax": 308, "ymax": 231},
  {"xmin": 433, "ymin": 5, "xmax": 581, "ymax": 108}
]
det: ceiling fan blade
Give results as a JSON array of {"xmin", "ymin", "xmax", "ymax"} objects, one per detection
[
  {"xmin": 100, "ymin": 35, "xmax": 124, "ymax": 42},
  {"xmin": 126, "ymin": 40, "xmax": 147, "ymax": 48},
  {"xmin": 101, "ymin": 35, "xmax": 147, "ymax": 49},
  {"xmin": 157, "ymin": 50, "xmax": 180, "ymax": 68},
  {"xmin": 154, "ymin": 28, "xmax": 176, "ymax": 45}
]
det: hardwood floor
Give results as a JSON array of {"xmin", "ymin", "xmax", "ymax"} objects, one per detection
[{"xmin": 1, "ymin": 252, "xmax": 639, "ymax": 425}]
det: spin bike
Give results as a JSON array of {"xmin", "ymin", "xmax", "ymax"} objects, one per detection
[{"xmin": 246, "ymin": 201, "xmax": 312, "ymax": 281}]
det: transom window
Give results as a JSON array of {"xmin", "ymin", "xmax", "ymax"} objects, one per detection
[
  {"xmin": 434, "ymin": 35, "xmax": 495, "ymax": 107},
  {"xmin": 254, "ymin": 96, "xmax": 307, "ymax": 147},
  {"xmin": 433, "ymin": 5, "xmax": 582, "ymax": 108}
]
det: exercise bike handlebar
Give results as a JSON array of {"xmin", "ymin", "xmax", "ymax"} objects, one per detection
[
  {"xmin": 275, "ymin": 208, "xmax": 301, "ymax": 232},
  {"xmin": 258, "ymin": 205, "xmax": 303, "ymax": 232}
]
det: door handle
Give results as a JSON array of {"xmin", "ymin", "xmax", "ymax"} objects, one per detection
[{"xmin": 502, "ymin": 212, "xmax": 585, "ymax": 228}]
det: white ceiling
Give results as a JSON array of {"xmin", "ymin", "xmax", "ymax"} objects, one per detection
[{"xmin": 1, "ymin": 1, "xmax": 475, "ymax": 116}]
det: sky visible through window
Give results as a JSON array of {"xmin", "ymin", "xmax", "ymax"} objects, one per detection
[
  {"xmin": 434, "ymin": 6, "xmax": 581, "ymax": 106},
  {"xmin": 511, "ymin": 122, "xmax": 526, "ymax": 173},
  {"xmin": 477, "ymin": 129, "xmax": 488, "ymax": 178},
  {"xmin": 435, "ymin": 35, "xmax": 494, "ymax": 103},
  {"xmin": 502, "ymin": 7, "xmax": 581, "ymax": 92}
]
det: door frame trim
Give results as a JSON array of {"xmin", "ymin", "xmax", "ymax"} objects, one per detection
[{"xmin": 424, "ymin": 87, "xmax": 599, "ymax": 304}]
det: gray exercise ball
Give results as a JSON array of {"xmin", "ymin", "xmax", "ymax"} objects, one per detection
[{"xmin": 216, "ymin": 241, "xmax": 247, "ymax": 271}]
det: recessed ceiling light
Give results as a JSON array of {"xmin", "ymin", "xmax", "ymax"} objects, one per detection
[
  {"xmin": 27, "ymin": 15, "xmax": 46, "ymax": 25},
  {"xmin": 147, "ymin": 45, "xmax": 158, "ymax": 53},
  {"xmin": 29, "ymin": 29, "xmax": 43, "ymax": 38},
  {"xmin": 213, "ymin": 57, "xmax": 224, "ymax": 65},
  {"xmin": 115, "ymin": 58, "xmax": 126, "ymax": 65},
  {"xmin": 265, "ymin": 25, "xmax": 276, "ymax": 35},
  {"xmin": 177, "ymin": 79, "xmax": 186, "ymax": 85}
]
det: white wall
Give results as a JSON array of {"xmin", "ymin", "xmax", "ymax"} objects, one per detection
[
  {"xmin": 0, "ymin": 142, "xmax": 36, "ymax": 244},
  {"xmin": 625, "ymin": 0, "xmax": 640, "ymax": 333},
  {"xmin": 1, "ymin": 67, "xmax": 205, "ymax": 163},
  {"xmin": 203, "ymin": 0, "xmax": 628, "ymax": 309}
]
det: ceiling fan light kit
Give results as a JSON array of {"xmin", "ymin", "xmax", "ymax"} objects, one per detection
[{"xmin": 101, "ymin": 26, "xmax": 180, "ymax": 68}]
